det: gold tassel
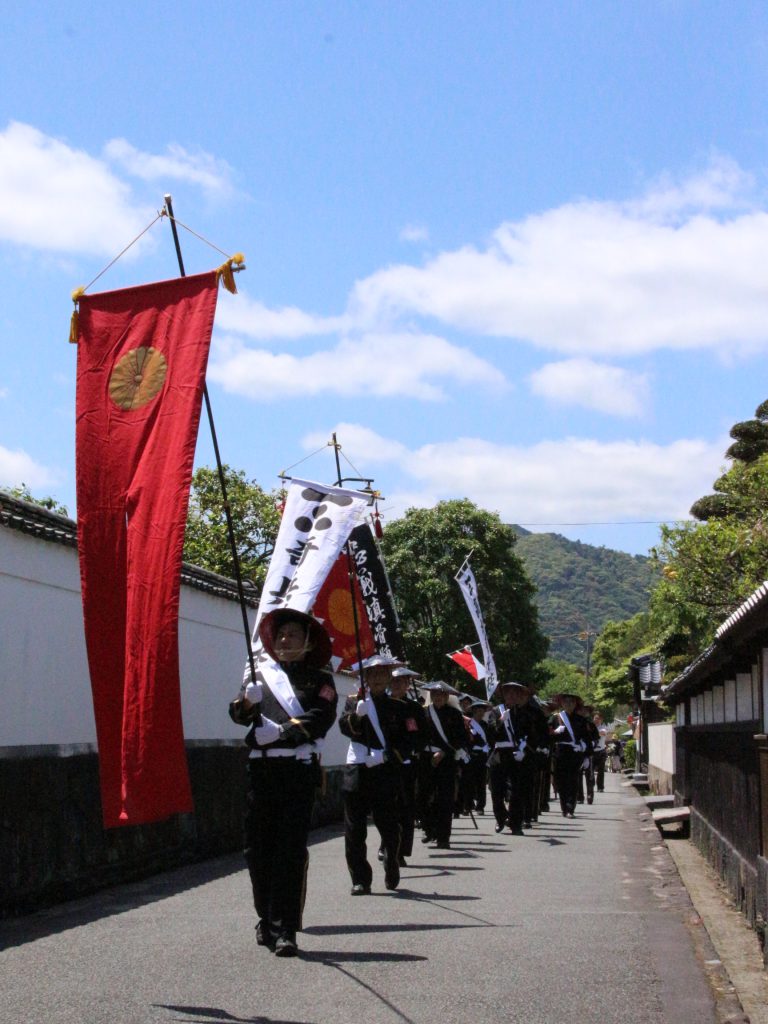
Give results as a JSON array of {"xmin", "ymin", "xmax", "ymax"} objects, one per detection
[
  {"xmin": 69, "ymin": 286, "xmax": 85, "ymax": 344},
  {"xmin": 216, "ymin": 253, "xmax": 246, "ymax": 295}
]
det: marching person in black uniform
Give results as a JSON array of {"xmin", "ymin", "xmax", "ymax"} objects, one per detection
[
  {"xmin": 232, "ymin": 608, "xmax": 338, "ymax": 957},
  {"xmin": 463, "ymin": 699, "xmax": 491, "ymax": 814},
  {"xmin": 550, "ymin": 693, "xmax": 591, "ymax": 818},
  {"xmin": 522, "ymin": 685, "xmax": 550, "ymax": 826},
  {"xmin": 489, "ymin": 681, "xmax": 533, "ymax": 835},
  {"xmin": 577, "ymin": 704, "xmax": 601, "ymax": 804},
  {"xmin": 420, "ymin": 681, "xmax": 470, "ymax": 849},
  {"xmin": 339, "ymin": 655, "xmax": 411, "ymax": 895},
  {"xmin": 591, "ymin": 711, "xmax": 609, "ymax": 794},
  {"xmin": 388, "ymin": 666, "xmax": 426, "ymax": 865}
]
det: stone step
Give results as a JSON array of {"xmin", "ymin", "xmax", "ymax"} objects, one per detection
[
  {"xmin": 646, "ymin": 795, "xmax": 674, "ymax": 809},
  {"xmin": 652, "ymin": 806, "xmax": 690, "ymax": 827}
]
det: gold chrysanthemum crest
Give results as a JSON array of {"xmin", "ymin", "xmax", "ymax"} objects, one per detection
[{"xmin": 109, "ymin": 347, "xmax": 168, "ymax": 411}]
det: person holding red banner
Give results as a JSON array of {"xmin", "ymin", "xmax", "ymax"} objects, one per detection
[{"xmin": 231, "ymin": 608, "xmax": 337, "ymax": 957}]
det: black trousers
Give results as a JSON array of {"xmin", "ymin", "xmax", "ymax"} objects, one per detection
[
  {"xmin": 244, "ymin": 758, "xmax": 318, "ymax": 932},
  {"xmin": 593, "ymin": 750, "xmax": 607, "ymax": 791},
  {"xmin": 398, "ymin": 762, "xmax": 417, "ymax": 856},
  {"xmin": 464, "ymin": 753, "xmax": 488, "ymax": 812},
  {"xmin": 553, "ymin": 750, "xmax": 582, "ymax": 815},
  {"xmin": 343, "ymin": 763, "xmax": 401, "ymax": 886},
  {"xmin": 490, "ymin": 754, "xmax": 530, "ymax": 830},
  {"xmin": 421, "ymin": 757, "xmax": 457, "ymax": 844}
]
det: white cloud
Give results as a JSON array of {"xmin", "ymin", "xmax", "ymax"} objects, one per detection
[
  {"xmin": 0, "ymin": 445, "xmax": 60, "ymax": 491},
  {"xmin": 302, "ymin": 423, "xmax": 408, "ymax": 464},
  {"xmin": 0, "ymin": 122, "xmax": 154, "ymax": 256},
  {"xmin": 103, "ymin": 138, "xmax": 234, "ymax": 196},
  {"xmin": 528, "ymin": 359, "xmax": 649, "ymax": 417},
  {"xmin": 347, "ymin": 156, "xmax": 768, "ymax": 357},
  {"xmin": 399, "ymin": 223, "xmax": 430, "ymax": 243},
  {"xmin": 310, "ymin": 425, "xmax": 728, "ymax": 526},
  {"xmin": 215, "ymin": 292, "xmax": 347, "ymax": 340},
  {"xmin": 209, "ymin": 332, "xmax": 505, "ymax": 401}
]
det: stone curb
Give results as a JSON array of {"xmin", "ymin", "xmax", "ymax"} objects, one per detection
[{"xmin": 665, "ymin": 835, "xmax": 768, "ymax": 1024}]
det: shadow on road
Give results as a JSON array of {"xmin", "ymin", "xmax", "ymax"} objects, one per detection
[
  {"xmin": 303, "ymin": 921, "xmax": 489, "ymax": 935},
  {"xmin": 153, "ymin": 1004, "xmax": 315, "ymax": 1024},
  {"xmin": 299, "ymin": 949, "xmax": 427, "ymax": 963},
  {"xmin": 1, "ymin": 854, "xmax": 245, "ymax": 949}
]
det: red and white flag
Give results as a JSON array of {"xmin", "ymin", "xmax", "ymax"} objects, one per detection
[
  {"xmin": 76, "ymin": 272, "xmax": 219, "ymax": 828},
  {"xmin": 447, "ymin": 645, "xmax": 487, "ymax": 680}
]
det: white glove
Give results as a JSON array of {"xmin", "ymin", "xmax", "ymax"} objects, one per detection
[
  {"xmin": 578, "ymin": 740, "xmax": 587, "ymax": 752},
  {"xmin": 456, "ymin": 749, "xmax": 470, "ymax": 764},
  {"xmin": 253, "ymin": 717, "xmax": 282, "ymax": 745},
  {"xmin": 244, "ymin": 681, "xmax": 263, "ymax": 704},
  {"xmin": 355, "ymin": 700, "xmax": 369, "ymax": 718},
  {"xmin": 513, "ymin": 749, "xmax": 525, "ymax": 762},
  {"xmin": 582, "ymin": 757, "xmax": 590, "ymax": 770},
  {"xmin": 554, "ymin": 725, "xmax": 566, "ymax": 735}
]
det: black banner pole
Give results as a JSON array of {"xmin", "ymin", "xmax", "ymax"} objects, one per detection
[
  {"xmin": 331, "ymin": 432, "xmax": 368, "ymax": 696},
  {"xmin": 163, "ymin": 194, "xmax": 260, "ymax": 722}
]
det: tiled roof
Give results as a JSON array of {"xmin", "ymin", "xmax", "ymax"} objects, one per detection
[{"xmin": 0, "ymin": 490, "xmax": 258, "ymax": 606}]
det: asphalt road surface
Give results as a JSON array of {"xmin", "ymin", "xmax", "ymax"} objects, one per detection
[{"xmin": 0, "ymin": 774, "xmax": 717, "ymax": 1024}]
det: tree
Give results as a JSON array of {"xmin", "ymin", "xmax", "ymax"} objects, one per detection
[
  {"xmin": 183, "ymin": 466, "xmax": 282, "ymax": 587},
  {"xmin": 380, "ymin": 499, "xmax": 548, "ymax": 690},
  {"xmin": 538, "ymin": 658, "xmax": 589, "ymax": 701},
  {"xmin": 4, "ymin": 483, "xmax": 69, "ymax": 517},
  {"xmin": 650, "ymin": 455, "xmax": 768, "ymax": 659},
  {"xmin": 589, "ymin": 612, "xmax": 657, "ymax": 708}
]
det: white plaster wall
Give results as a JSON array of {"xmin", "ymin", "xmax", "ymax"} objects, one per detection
[
  {"xmin": 1, "ymin": 526, "xmax": 350, "ymax": 763},
  {"xmin": 647, "ymin": 722, "xmax": 675, "ymax": 775}
]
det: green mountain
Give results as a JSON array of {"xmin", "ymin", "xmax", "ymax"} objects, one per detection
[{"xmin": 512, "ymin": 527, "xmax": 659, "ymax": 664}]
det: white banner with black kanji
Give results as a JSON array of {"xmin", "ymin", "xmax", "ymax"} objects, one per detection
[{"xmin": 455, "ymin": 561, "xmax": 498, "ymax": 699}]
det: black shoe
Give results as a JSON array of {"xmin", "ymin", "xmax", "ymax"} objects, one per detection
[
  {"xmin": 541, "ymin": 803, "xmax": 550, "ymax": 812},
  {"xmin": 587, "ymin": 796, "xmax": 593, "ymax": 804},
  {"xmin": 432, "ymin": 841, "xmax": 451, "ymax": 850},
  {"xmin": 511, "ymin": 828, "xmax": 524, "ymax": 836},
  {"xmin": 597, "ymin": 788, "xmax": 604, "ymax": 793},
  {"xmin": 255, "ymin": 920, "xmax": 276, "ymax": 951},
  {"xmin": 385, "ymin": 873, "xmax": 399, "ymax": 891},
  {"xmin": 421, "ymin": 835, "xmax": 433, "ymax": 844},
  {"xmin": 494, "ymin": 823, "xmax": 504, "ymax": 833},
  {"xmin": 274, "ymin": 931, "xmax": 298, "ymax": 957},
  {"xmin": 522, "ymin": 820, "xmax": 532, "ymax": 829},
  {"xmin": 350, "ymin": 883, "xmax": 371, "ymax": 895},
  {"xmin": 577, "ymin": 799, "xmax": 584, "ymax": 804},
  {"xmin": 567, "ymin": 812, "xmax": 576, "ymax": 818},
  {"xmin": 398, "ymin": 855, "xmax": 407, "ymax": 867},
  {"xmin": 377, "ymin": 848, "xmax": 384, "ymax": 862}
]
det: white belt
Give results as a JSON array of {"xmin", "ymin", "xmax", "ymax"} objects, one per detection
[
  {"xmin": 249, "ymin": 747, "xmax": 301, "ymax": 759},
  {"xmin": 495, "ymin": 741, "xmax": 516, "ymax": 749}
]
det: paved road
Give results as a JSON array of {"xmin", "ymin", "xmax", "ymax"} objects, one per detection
[{"xmin": 1, "ymin": 774, "xmax": 717, "ymax": 1024}]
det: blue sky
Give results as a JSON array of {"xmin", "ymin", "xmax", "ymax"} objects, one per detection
[{"xmin": 3, "ymin": 1, "xmax": 768, "ymax": 556}]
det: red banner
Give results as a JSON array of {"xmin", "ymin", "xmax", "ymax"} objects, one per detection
[
  {"xmin": 447, "ymin": 646, "xmax": 485, "ymax": 680},
  {"xmin": 312, "ymin": 550, "xmax": 375, "ymax": 671},
  {"xmin": 76, "ymin": 272, "xmax": 219, "ymax": 828}
]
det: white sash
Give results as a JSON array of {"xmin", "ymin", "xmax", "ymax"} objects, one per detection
[
  {"xmin": 501, "ymin": 708, "xmax": 515, "ymax": 743},
  {"xmin": 346, "ymin": 695, "xmax": 387, "ymax": 768},
  {"xmin": 470, "ymin": 719, "xmax": 489, "ymax": 752},
  {"xmin": 261, "ymin": 659, "xmax": 323, "ymax": 761},
  {"xmin": 366, "ymin": 695, "xmax": 388, "ymax": 750},
  {"xmin": 558, "ymin": 710, "xmax": 576, "ymax": 744},
  {"xmin": 429, "ymin": 704, "xmax": 452, "ymax": 750}
]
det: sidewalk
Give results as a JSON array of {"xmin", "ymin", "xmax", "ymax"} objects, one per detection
[{"xmin": 0, "ymin": 775, "xmax": 727, "ymax": 1024}]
